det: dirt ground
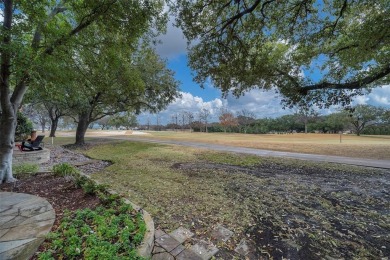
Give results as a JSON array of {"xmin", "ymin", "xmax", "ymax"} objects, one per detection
[
  {"xmin": 0, "ymin": 173, "xmax": 102, "ymax": 259},
  {"xmin": 173, "ymin": 161, "xmax": 390, "ymax": 259},
  {"xmin": 2, "ymin": 143, "xmax": 389, "ymax": 259},
  {"xmin": 1, "ymin": 173, "xmax": 101, "ymax": 226}
]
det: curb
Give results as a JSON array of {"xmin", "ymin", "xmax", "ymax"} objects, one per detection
[{"xmin": 79, "ymin": 173, "xmax": 155, "ymax": 258}]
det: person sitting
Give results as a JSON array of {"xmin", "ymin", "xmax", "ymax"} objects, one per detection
[{"xmin": 22, "ymin": 135, "xmax": 45, "ymax": 151}]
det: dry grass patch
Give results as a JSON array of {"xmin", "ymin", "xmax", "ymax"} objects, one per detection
[
  {"xmin": 130, "ymin": 132, "xmax": 390, "ymax": 160},
  {"xmin": 84, "ymin": 140, "xmax": 389, "ymax": 259}
]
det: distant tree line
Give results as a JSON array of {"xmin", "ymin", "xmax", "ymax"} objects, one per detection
[
  {"xmin": 139, "ymin": 105, "xmax": 390, "ymax": 136},
  {"xmin": 212, "ymin": 105, "xmax": 390, "ymax": 136},
  {"xmin": 26, "ymin": 103, "xmax": 389, "ymax": 136}
]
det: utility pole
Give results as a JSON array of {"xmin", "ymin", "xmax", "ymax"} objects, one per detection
[
  {"xmin": 175, "ymin": 113, "xmax": 178, "ymax": 131},
  {"xmin": 182, "ymin": 113, "xmax": 185, "ymax": 131},
  {"xmin": 156, "ymin": 114, "xmax": 160, "ymax": 131}
]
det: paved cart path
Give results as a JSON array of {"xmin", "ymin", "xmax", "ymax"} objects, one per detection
[{"xmin": 94, "ymin": 136, "xmax": 390, "ymax": 170}]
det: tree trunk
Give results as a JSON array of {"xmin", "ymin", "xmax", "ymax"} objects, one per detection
[
  {"xmin": 0, "ymin": 110, "xmax": 17, "ymax": 183},
  {"xmin": 41, "ymin": 123, "xmax": 45, "ymax": 133},
  {"xmin": 0, "ymin": 0, "xmax": 17, "ymax": 183},
  {"xmin": 75, "ymin": 112, "xmax": 90, "ymax": 145},
  {"xmin": 49, "ymin": 117, "xmax": 59, "ymax": 137}
]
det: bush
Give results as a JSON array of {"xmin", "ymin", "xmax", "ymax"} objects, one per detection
[
  {"xmin": 38, "ymin": 198, "xmax": 146, "ymax": 260},
  {"xmin": 52, "ymin": 163, "xmax": 79, "ymax": 177},
  {"xmin": 15, "ymin": 111, "xmax": 33, "ymax": 141},
  {"xmin": 13, "ymin": 163, "xmax": 39, "ymax": 176}
]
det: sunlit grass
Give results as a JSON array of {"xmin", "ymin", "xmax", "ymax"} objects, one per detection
[
  {"xmin": 55, "ymin": 130, "xmax": 390, "ymax": 160},
  {"xmin": 83, "ymin": 140, "xmax": 388, "ymax": 258},
  {"xmin": 130, "ymin": 132, "xmax": 390, "ymax": 160}
]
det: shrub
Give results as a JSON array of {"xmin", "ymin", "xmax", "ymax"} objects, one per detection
[
  {"xmin": 13, "ymin": 163, "xmax": 39, "ymax": 176},
  {"xmin": 15, "ymin": 111, "xmax": 33, "ymax": 141},
  {"xmin": 38, "ymin": 198, "xmax": 145, "ymax": 260},
  {"xmin": 52, "ymin": 163, "xmax": 79, "ymax": 177}
]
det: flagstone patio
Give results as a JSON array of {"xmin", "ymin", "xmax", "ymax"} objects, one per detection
[{"xmin": 0, "ymin": 192, "xmax": 55, "ymax": 260}]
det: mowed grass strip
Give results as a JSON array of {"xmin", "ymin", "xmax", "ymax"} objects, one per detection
[
  {"xmin": 85, "ymin": 140, "xmax": 389, "ymax": 259},
  {"xmin": 127, "ymin": 132, "xmax": 390, "ymax": 160}
]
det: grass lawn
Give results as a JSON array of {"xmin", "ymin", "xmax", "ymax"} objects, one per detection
[
  {"xmin": 82, "ymin": 140, "xmax": 389, "ymax": 259},
  {"xmin": 127, "ymin": 131, "xmax": 390, "ymax": 160}
]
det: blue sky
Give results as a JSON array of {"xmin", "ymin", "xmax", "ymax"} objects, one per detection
[{"xmin": 142, "ymin": 17, "xmax": 390, "ymax": 126}]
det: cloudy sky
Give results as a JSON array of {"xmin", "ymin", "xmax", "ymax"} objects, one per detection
[{"xmin": 144, "ymin": 16, "xmax": 390, "ymax": 125}]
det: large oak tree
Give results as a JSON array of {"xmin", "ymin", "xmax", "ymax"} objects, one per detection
[
  {"xmin": 346, "ymin": 104, "xmax": 384, "ymax": 136},
  {"xmin": 0, "ymin": 0, "xmax": 169, "ymax": 183},
  {"xmin": 60, "ymin": 45, "xmax": 178, "ymax": 145},
  {"xmin": 172, "ymin": 0, "xmax": 390, "ymax": 107}
]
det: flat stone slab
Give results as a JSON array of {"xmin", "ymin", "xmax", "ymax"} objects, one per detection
[
  {"xmin": 0, "ymin": 192, "xmax": 55, "ymax": 260},
  {"xmin": 170, "ymin": 244, "xmax": 185, "ymax": 256},
  {"xmin": 155, "ymin": 229, "xmax": 166, "ymax": 239},
  {"xmin": 151, "ymin": 251, "xmax": 175, "ymax": 260},
  {"xmin": 211, "ymin": 225, "xmax": 233, "ymax": 242},
  {"xmin": 169, "ymin": 227, "xmax": 194, "ymax": 243},
  {"xmin": 176, "ymin": 248, "xmax": 203, "ymax": 260},
  {"xmin": 191, "ymin": 240, "xmax": 219, "ymax": 260},
  {"xmin": 155, "ymin": 234, "xmax": 181, "ymax": 252},
  {"xmin": 152, "ymin": 245, "xmax": 166, "ymax": 254},
  {"xmin": 235, "ymin": 238, "xmax": 250, "ymax": 256}
]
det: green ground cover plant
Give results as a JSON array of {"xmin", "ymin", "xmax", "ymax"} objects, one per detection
[
  {"xmin": 84, "ymin": 140, "xmax": 389, "ymax": 259},
  {"xmin": 38, "ymin": 189, "xmax": 145, "ymax": 260},
  {"xmin": 37, "ymin": 163, "xmax": 146, "ymax": 260}
]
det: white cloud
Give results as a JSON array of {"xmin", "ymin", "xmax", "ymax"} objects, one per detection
[
  {"xmin": 138, "ymin": 89, "xmax": 292, "ymax": 125},
  {"xmin": 138, "ymin": 86, "xmax": 390, "ymax": 126},
  {"xmin": 354, "ymin": 95, "xmax": 369, "ymax": 105},
  {"xmin": 350, "ymin": 85, "xmax": 390, "ymax": 108},
  {"xmin": 224, "ymin": 89, "xmax": 291, "ymax": 118},
  {"xmin": 365, "ymin": 85, "xmax": 390, "ymax": 107},
  {"xmin": 138, "ymin": 92, "xmax": 224, "ymax": 125}
]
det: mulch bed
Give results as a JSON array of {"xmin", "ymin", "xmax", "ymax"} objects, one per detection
[
  {"xmin": 0, "ymin": 173, "xmax": 101, "ymax": 230},
  {"xmin": 0, "ymin": 145, "xmax": 109, "ymax": 259}
]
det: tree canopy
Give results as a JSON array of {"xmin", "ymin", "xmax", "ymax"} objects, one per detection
[
  {"xmin": 24, "ymin": 6, "xmax": 179, "ymax": 145},
  {"xmin": 346, "ymin": 104, "xmax": 384, "ymax": 136},
  {"xmin": 0, "ymin": 0, "xmax": 172, "ymax": 183},
  {"xmin": 171, "ymin": 0, "xmax": 390, "ymax": 107}
]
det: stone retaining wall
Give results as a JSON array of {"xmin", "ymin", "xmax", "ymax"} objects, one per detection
[{"xmin": 13, "ymin": 148, "xmax": 50, "ymax": 165}]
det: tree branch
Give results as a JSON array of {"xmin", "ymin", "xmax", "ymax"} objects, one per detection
[
  {"xmin": 219, "ymin": 0, "xmax": 262, "ymax": 33},
  {"xmin": 301, "ymin": 64, "xmax": 390, "ymax": 93},
  {"xmin": 331, "ymin": 0, "xmax": 348, "ymax": 35},
  {"xmin": 32, "ymin": 3, "xmax": 68, "ymax": 49},
  {"xmin": 44, "ymin": 0, "xmax": 116, "ymax": 55},
  {"xmin": 260, "ymin": 0, "xmax": 276, "ymax": 19}
]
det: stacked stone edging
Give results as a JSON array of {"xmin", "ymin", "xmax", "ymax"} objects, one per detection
[{"xmin": 13, "ymin": 148, "xmax": 50, "ymax": 165}]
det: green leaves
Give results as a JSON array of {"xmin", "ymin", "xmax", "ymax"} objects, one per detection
[
  {"xmin": 346, "ymin": 104, "xmax": 385, "ymax": 135},
  {"xmin": 172, "ymin": 0, "xmax": 390, "ymax": 107},
  {"xmin": 39, "ymin": 198, "xmax": 145, "ymax": 260},
  {"xmin": 52, "ymin": 163, "xmax": 80, "ymax": 177}
]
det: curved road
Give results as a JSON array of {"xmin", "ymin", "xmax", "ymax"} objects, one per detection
[{"xmin": 94, "ymin": 136, "xmax": 390, "ymax": 170}]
